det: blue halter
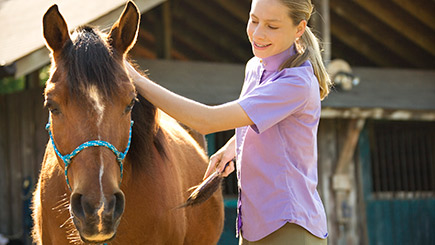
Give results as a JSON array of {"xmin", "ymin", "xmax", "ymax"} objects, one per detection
[{"xmin": 45, "ymin": 119, "xmax": 134, "ymax": 191}]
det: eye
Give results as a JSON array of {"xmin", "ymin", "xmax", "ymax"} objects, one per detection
[
  {"xmin": 268, "ymin": 25, "xmax": 279, "ymax": 30},
  {"xmin": 249, "ymin": 16, "xmax": 258, "ymax": 24},
  {"xmin": 44, "ymin": 100, "xmax": 61, "ymax": 115},
  {"xmin": 124, "ymin": 98, "xmax": 136, "ymax": 114}
]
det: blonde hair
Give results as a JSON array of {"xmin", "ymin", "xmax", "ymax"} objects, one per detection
[{"xmin": 278, "ymin": 0, "xmax": 331, "ymax": 100}]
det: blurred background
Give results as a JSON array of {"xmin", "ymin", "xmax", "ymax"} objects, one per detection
[{"xmin": 0, "ymin": 0, "xmax": 434, "ymax": 244}]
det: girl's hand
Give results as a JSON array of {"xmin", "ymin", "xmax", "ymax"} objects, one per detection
[{"xmin": 203, "ymin": 136, "xmax": 236, "ymax": 180}]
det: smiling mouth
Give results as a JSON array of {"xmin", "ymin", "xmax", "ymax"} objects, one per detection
[{"xmin": 254, "ymin": 42, "xmax": 271, "ymax": 48}]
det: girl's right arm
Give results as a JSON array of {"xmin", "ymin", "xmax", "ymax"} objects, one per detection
[
  {"xmin": 125, "ymin": 62, "xmax": 253, "ymax": 135},
  {"xmin": 204, "ymin": 135, "xmax": 236, "ymax": 179}
]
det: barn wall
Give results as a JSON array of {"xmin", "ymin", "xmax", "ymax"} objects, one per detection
[
  {"xmin": 317, "ymin": 118, "xmax": 363, "ymax": 245},
  {"xmin": 0, "ymin": 87, "xmax": 47, "ymax": 244}
]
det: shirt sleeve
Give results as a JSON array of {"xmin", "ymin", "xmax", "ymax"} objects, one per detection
[{"xmin": 237, "ymin": 71, "xmax": 311, "ymax": 134}]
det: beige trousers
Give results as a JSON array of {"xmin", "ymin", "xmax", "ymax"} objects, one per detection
[{"xmin": 239, "ymin": 223, "xmax": 327, "ymax": 245}]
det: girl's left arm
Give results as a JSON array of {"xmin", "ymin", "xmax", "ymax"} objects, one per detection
[{"xmin": 126, "ymin": 63, "xmax": 253, "ymax": 135}]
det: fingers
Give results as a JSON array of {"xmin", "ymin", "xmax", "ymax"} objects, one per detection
[
  {"xmin": 203, "ymin": 158, "xmax": 236, "ymax": 180},
  {"xmin": 203, "ymin": 155, "xmax": 220, "ymax": 180},
  {"xmin": 221, "ymin": 161, "xmax": 235, "ymax": 178}
]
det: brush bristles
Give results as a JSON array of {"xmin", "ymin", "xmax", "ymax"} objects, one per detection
[{"xmin": 177, "ymin": 172, "xmax": 223, "ymax": 208}]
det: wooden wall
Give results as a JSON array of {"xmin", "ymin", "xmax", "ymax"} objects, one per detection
[
  {"xmin": 0, "ymin": 87, "xmax": 47, "ymax": 243},
  {"xmin": 318, "ymin": 118, "xmax": 364, "ymax": 245}
]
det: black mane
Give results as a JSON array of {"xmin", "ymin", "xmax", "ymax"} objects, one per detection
[{"xmin": 129, "ymin": 94, "xmax": 167, "ymax": 171}]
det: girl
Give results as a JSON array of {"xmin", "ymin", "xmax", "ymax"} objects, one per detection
[{"xmin": 127, "ymin": 0, "xmax": 331, "ymax": 243}]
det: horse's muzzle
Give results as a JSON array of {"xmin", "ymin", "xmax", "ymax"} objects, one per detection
[{"xmin": 70, "ymin": 191, "xmax": 125, "ymax": 243}]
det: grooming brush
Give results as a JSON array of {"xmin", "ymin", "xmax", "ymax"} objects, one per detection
[{"xmin": 177, "ymin": 162, "xmax": 230, "ymax": 208}]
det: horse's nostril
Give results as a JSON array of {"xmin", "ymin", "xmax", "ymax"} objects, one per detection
[
  {"xmin": 113, "ymin": 192, "xmax": 125, "ymax": 220},
  {"xmin": 71, "ymin": 193, "xmax": 84, "ymax": 220}
]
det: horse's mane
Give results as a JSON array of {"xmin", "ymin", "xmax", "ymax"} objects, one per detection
[
  {"xmin": 58, "ymin": 25, "xmax": 167, "ymax": 171},
  {"xmin": 129, "ymin": 94, "xmax": 167, "ymax": 171}
]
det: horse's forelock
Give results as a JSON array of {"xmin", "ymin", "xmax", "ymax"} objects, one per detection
[{"xmin": 60, "ymin": 26, "xmax": 126, "ymax": 100}]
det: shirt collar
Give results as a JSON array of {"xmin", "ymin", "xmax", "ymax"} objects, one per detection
[{"xmin": 261, "ymin": 45, "xmax": 297, "ymax": 72}]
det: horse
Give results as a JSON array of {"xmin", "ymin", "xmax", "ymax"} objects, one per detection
[{"xmin": 31, "ymin": 2, "xmax": 224, "ymax": 244}]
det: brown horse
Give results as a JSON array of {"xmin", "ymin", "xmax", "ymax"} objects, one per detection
[{"xmin": 31, "ymin": 2, "xmax": 224, "ymax": 244}]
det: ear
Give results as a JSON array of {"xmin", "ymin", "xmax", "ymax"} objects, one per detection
[
  {"xmin": 43, "ymin": 4, "xmax": 71, "ymax": 53},
  {"xmin": 295, "ymin": 20, "xmax": 307, "ymax": 39},
  {"xmin": 108, "ymin": 1, "xmax": 140, "ymax": 55}
]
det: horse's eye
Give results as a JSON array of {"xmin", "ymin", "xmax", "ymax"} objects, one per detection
[
  {"xmin": 124, "ymin": 99, "xmax": 136, "ymax": 114},
  {"xmin": 45, "ymin": 100, "xmax": 61, "ymax": 115},
  {"xmin": 49, "ymin": 108, "xmax": 61, "ymax": 115}
]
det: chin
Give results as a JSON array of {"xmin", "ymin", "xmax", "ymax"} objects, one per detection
[{"xmin": 80, "ymin": 233, "xmax": 116, "ymax": 244}]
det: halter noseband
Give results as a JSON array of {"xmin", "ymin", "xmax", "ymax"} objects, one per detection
[{"xmin": 45, "ymin": 119, "xmax": 134, "ymax": 191}]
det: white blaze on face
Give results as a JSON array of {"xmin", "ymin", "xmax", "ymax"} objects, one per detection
[
  {"xmin": 97, "ymin": 149, "xmax": 106, "ymax": 232},
  {"xmin": 87, "ymin": 85, "xmax": 105, "ymax": 127},
  {"xmin": 87, "ymin": 84, "xmax": 107, "ymax": 231}
]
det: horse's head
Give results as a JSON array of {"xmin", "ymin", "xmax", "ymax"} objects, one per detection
[{"xmin": 43, "ymin": 2, "xmax": 139, "ymax": 243}]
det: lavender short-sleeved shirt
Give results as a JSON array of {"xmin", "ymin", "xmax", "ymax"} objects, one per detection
[{"xmin": 235, "ymin": 46, "xmax": 328, "ymax": 241}]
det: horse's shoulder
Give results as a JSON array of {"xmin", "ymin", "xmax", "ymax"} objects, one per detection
[{"xmin": 157, "ymin": 110, "xmax": 207, "ymax": 158}]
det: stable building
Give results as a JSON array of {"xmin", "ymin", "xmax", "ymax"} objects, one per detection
[{"xmin": 1, "ymin": 0, "xmax": 434, "ymax": 244}]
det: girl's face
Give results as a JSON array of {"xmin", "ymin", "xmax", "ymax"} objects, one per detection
[{"xmin": 247, "ymin": 0, "xmax": 306, "ymax": 59}]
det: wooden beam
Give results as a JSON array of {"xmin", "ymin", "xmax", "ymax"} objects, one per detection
[
  {"xmin": 321, "ymin": 108, "xmax": 435, "ymax": 121},
  {"xmin": 331, "ymin": 0, "xmax": 430, "ymax": 68},
  {"xmin": 331, "ymin": 36, "xmax": 377, "ymax": 67},
  {"xmin": 172, "ymin": 4, "xmax": 247, "ymax": 62},
  {"xmin": 15, "ymin": 48, "xmax": 50, "ymax": 79},
  {"xmin": 154, "ymin": 2, "xmax": 172, "ymax": 59},
  {"xmin": 184, "ymin": 0, "xmax": 250, "ymax": 48},
  {"xmin": 170, "ymin": 49, "xmax": 189, "ymax": 61},
  {"xmin": 353, "ymin": 0, "xmax": 435, "ymax": 56},
  {"xmin": 130, "ymin": 45, "xmax": 157, "ymax": 59},
  {"xmin": 0, "ymin": 94, "xmax": 10, "ymax": 234},
  {"xmin": 171, "ymin": 35, "xmax": 215, "ymax": 61},
  {"xmin": 311, "ymin": 0, "xmax": 331, "ymax": 63},
  {"xmin": 334, "ymin": 119, "xmax": 365, "ymax": 175},
  {"xmin": 391, "ymin": 0, "xmax": 435, "ymax": 31},
  {"xmin": 132, "ymin": 27, "xmax": 157, "ymax": 58},
  {"xmin": 215, "ymin": 0, "xmax": 250, "ymax": 23},
  {"xmin": 330, "ymin": 11, "xmax": 410, "ymax": 67},
  {"xmin": 171, "ymin": 21, "xmax": 220, "ymax": 61},
  {"xmin": 25, "ymin": 69, "xmax": 41, "ymax": 89}
]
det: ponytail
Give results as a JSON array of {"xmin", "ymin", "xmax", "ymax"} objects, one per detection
[
  {"xmin": 278, "ymin": 0, "xmax": 332, "ymax": 100},
  {"xmin": 279, "ymin": 26, "xmax": 331, "ymax": 100}
]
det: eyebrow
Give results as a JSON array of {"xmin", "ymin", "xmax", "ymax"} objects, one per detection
[{"xmin": 250, "ymin": 13, "xmax": 282, "ymax": 23}]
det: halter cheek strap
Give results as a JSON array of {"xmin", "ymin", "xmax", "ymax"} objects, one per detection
[{"xmin": 45, "ymin": 120, "xmax": 134, "ymax": 191}]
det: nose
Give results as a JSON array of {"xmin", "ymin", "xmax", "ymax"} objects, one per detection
[
  {"xmin": 70, "ymin": 191, "xmax": 125, "ymax": 236},
  {"xmin": 252, "ymin": 25, "xmax": 265, "ymax": 40}
]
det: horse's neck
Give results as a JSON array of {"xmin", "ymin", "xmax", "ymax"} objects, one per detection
[{"xmin": 127, "ymin": 95, "xmax": 167, "ymax": 170}]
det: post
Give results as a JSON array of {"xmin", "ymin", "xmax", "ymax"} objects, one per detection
[
  {"xmin": 311, "ymin": 0, "xmax": 331, "ymax": 64},
  {"xmin": 155, "ymin": 2, "xmax": 172, "ymax": 59}
]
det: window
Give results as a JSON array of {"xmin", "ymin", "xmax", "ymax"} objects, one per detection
[{"xmin": 369, "ymin": 120, "xmax": 435, "ymax": 198}]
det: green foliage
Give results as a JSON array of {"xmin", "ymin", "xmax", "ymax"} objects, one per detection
[
  {"xmin": 0, "ymin": 65, "xmax": 50, "ymax": 94},
  {"xmin": 39, "ymin": 65, "xmax": 50, "ymax": 86},
  {"xmin": 0, "ymin": 75, "xmax": 25, "ymax": 94}
]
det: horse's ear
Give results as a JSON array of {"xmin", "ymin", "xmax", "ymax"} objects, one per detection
[
  {"xmin": 43, "ymin": 4, "xmax": 71, "ymax": 53},
  {"xmin": 108, "ymin": 1, "xmax": 140, "ymax": 55}
]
